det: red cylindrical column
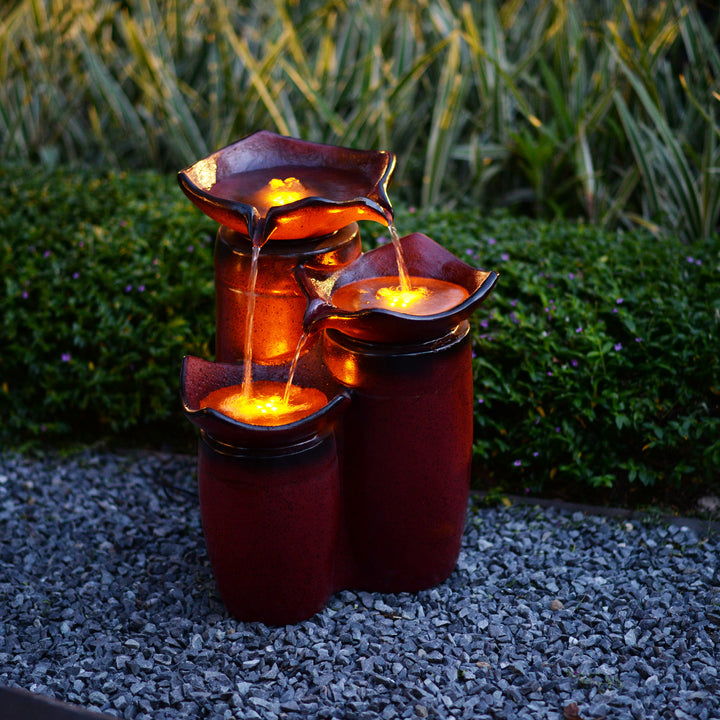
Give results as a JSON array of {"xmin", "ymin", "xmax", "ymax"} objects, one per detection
[
  {"xmin": 323, "ymin": 323, "xmax": 474, "ymax": 593},
  {"xmin": 197, "ymin": 429, "xmax": 342, "ymax": 625}
]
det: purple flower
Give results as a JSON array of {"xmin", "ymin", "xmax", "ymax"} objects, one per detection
[
  {"xmin": 72, "ymin": 272, "xmax": 79, "ymax": 279},
  {"xmin": 514, "ymin": 460, "xmax": 522, "ymax": 467},
  {"xmin": 686, "ymin": 256, "xmax": 694, "ymax": 263},
  {"xmin": 614, "ymin": 342, "xmax": 623, "ymax": 351},
  {"xmin": 616, "ymin": 298, "xmax": 624, "ymax": 304},
  {"xmin": 480, "ymin": 319, "xmax": 489, "ymax": 328},
  {"xmin": 555, "ymin": 427, "xmax": 560, "ymax": 433},
  {"xmin": 569, "ymin": 272, "xmax": 575, "ymax": 280},
  {"xmin": 547, "ymin": 371, "xmax": 553, "ymax": 376},
  {"xmin": 487, "ymin": 237, "xmax": 497, "ymax": 245},
  {"xmin": 478, "ymin": 398, "xmax": 484, "ymax": 404},
  {"xmin": 138, "ymin": 285, "xmax": 145, "ymax": 292},
  {"xmin": 575, "ymin": 327, "xmax": 582, "ymax": 333},
  {"xmin": 61, "ymin": 352, "xmax": 71, "ymax": 362},
  {"xmin": 571, "ymin": 359, "xmax": 579, "ymax": 367},
  {"xmin": 533, "ymin": 452, "xmax": 539, "ymax": 457},
  {"xmin": 696, "ymin": 259, "xmax": 702, "ymax": 266},
  {"xmin": 43, "ymin": 250, "xmax": 51, "ymax": 258},
  {"xmin": 22, "ymin": 291, "xmax": 28, "ymax": 299},
  {"xmin": 125, "ymin": 284, "xmax": 133, "ymax": 293},
  {"xmin": 501, "ymin": 253, "xmax": 510, "ymax": 262},
  {"xmin": 188, "ymin": 245, "xmax": 194, "ymax": 253},
  {"xmin": 635, "ymin": 337, "xmax": 642, "ymax": 343},
  {"xmin": 510, "ymin": 299, "xmax": 518, "ymax": 307}
]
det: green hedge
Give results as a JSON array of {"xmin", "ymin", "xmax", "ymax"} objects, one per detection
[
  {"xmin": 0, "ymin": 166, "xmax": 216, "ymax": 447},
  {"xmin": 2, "ymin": 167, "xmax": 718, "ymax": 506}
]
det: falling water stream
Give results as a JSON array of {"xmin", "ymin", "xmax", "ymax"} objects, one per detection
[
  {"xmin": 240, "ymin": 243, "xmax": 261, "ymax": 399},
  {"xmin": 389, "ymin": 223, "xmax": 411, "ymax": 292}
]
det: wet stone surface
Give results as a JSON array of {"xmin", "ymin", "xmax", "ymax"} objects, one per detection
[{"xmin": 0, "ymin": 450, "xmax": 719, "ymax": 719}]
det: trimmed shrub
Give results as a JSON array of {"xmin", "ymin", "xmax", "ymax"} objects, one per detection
[{"xmin": 2, "ymin": 167, "xmax": 718, "ymax": 507}]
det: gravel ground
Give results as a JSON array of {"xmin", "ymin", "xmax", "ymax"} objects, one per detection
[{"xmin": 1, "ymin": 449, "xmax": 719, "ymax": 720}]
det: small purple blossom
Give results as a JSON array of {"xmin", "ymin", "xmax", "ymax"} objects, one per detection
[
  {"xmin": 571, "ymin": 359, "xmax": 579, "ymax": 367},
  {"xmin": 686, "ymin": 256, "xmax": 694, "ymax": 264},
  {"xmin": 614, "ymin": 342, "xmax": 623, "ymax": 351},
  {"xmin": 501, "ymin": 253, "xmax": 510, "ymax": 262},
  {"xmin": 514, "ymin": 460, "xmax": 522, "ymax": 467},
  {"xmin": 568, "ymin": 272, "xmax": 575, "ymax": 280},
  {"xmin": 61, "ymin": 352, "xmax": 72, "ymax": 362},
  {"xmin": 188, "ymin": 245, "xmax": 194, "ymax": 253},
  {"xmin": 138, "ymin": 285, "xmax": 145, "ymax": 292},
  {"xmin": 533, "ymin": 452, "xmax": 539, "ymax": 457},
  {"xmin": 635, "ymin": 337, "xmax": 642, "ymax": 342},
  {"xmin": 22, "ymin": 291, "xmax": 28, "ymax": 299},
  {"xmin": 616, "ymin": 298, "xmax": 624, "ymax": 304},
  {"xmin": 478, "ymin": 398, "xmax": 484, "ymax": 404},
  {"xmin": 480, "ymin": 319, "xmax": 489, "ymax": 328},
  {"xmin": 487, "ymin": 237, "xmax": 497, "ymax": 245},
  {"xmin": 555, "ymin": 427, "xmax": 560, "ymax": 433},
  {"xmin": 72, "ymin": 272, "xmax": 79, "ymax": 279},
  {"xmin": 125, "ymin": 284, "xmax": 133, "ymax": 293},
  {"xmin": 510, "ymin": 299, "xmax": 517, "ymax": 307},
  {"xmin": 575, "ymin": 327, "xmax": 582, "ymax": 333},
  {"xmin": 43, "ymin": 250, "xmax": 51, "ymax": 258}
]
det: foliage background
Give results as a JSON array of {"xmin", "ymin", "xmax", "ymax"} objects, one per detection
[
  {"xmin": 1, "ymin": 167, "xmax": 718, "ymax": 509},
  {"xmin": 1, "ymin": 0, "xmax": 719, "ymax": 507},
  {"xmin": 2, "ymin": 0, "xmax": 720, "ymax": 241}
]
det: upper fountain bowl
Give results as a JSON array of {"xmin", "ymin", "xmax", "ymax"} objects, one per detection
[{"xmin": 178, "ymin": 130, "xmax": 395, "ymax": 246}]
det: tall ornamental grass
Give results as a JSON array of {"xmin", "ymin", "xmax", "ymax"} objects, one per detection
[{"xmin": 2, "ymin": 0, "xmax": 720, "ymax": 240}]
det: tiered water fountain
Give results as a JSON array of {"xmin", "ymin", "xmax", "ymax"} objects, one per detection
[{"xmin": 178, "ymin": 131, "xmax": 498, "ymax": 625}]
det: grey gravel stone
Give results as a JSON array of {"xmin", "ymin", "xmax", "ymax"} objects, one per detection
[{"xmin": 1, "ymin": 449, "xmax": 719, "ymax": 720}]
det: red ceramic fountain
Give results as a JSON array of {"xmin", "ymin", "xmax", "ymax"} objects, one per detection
[{"xmin": 178, "ymin": 130, "xmax": 498, "ymax": 624}]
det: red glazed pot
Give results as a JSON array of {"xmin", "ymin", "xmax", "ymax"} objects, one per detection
[
  {"xmin": 181, "ymin": 354, "xmax": 350, "ymax": 624},
  {"xmin": 325, "ymin": 324, "xmax": 474, "ymax": 593}
]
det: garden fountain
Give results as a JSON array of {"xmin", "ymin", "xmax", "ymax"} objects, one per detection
[{"xmin": 178, "ymin": 130, "xmax": 498, "ymax": 624}]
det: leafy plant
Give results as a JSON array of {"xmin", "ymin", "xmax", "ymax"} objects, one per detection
[
  {"xmin": 2, "ymin": 0, "xmax": 719, "ymax": 238},
  {"xmin": 3, "ymin": 167, "xmax": 717, "ymax": 509}
]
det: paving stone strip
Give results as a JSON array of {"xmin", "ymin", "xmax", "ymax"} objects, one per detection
[{"xmin": 1, "ymin": 450, "xmax": 718, "ymax": 719}]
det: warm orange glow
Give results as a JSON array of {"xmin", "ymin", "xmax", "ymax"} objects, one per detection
[
  {"xmin": 200, "ymin": 380, "xmax": 327, "ymax": 426},
  {"xmin": 332, "ymin": 276, "xmax": 469, "ymax": 316},
  {"xmin": 376, "ymin": 286, "xmax": 429, "ymax": 310},
  {"xmin": 264, "ymin": 177, "xmax": 306, "ymax": 206}
]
